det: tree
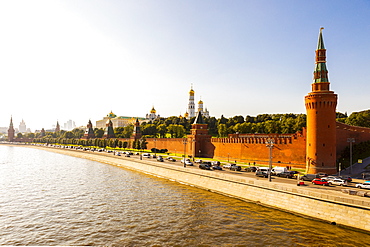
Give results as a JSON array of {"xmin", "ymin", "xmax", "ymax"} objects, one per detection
[
  {"xmin": 94, "ymin": 128, "xmax": 105, "ymax": 138},
  {"xmin": 218, "ymin": 124, "xmax": 228, "ymax": 137},
  {"xmin": 157, "ymin": 124, "xmax": 167, "ymax": 138},
  {"xmin": 17, "ymin": 133, "xmax": 23, "ymax": 138}
]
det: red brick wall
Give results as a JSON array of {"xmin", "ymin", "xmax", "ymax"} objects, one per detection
[{"xmin": 209, "ymin": 133, "xmax": 306, "ymax": 168}]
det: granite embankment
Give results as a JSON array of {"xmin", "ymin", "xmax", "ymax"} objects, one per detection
[{"xmin": 22, "ymin": 145, "xmax": 370, "ymax": 232}]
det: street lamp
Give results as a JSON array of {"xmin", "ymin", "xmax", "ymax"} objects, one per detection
[
  {"xmin": 154, "ymin": 138, "xmax": 157, "ymax": 157},
  {"xmin": 228, "ymin": 153, "xmax": 230, "ymax": 163},
  {"xmin": 347, "ymin": 138, "xmax": 355, "ymax": 174},
  {"xmin": 183, "ymin": 138, "xmax": 188, "ymax": 167},
  {"xmin": 266, "ymin": 138, "xmax": 274, "ymax": 182},
  {"xmin": 199, "ymin": 149, "xmax": 201, "ymax": 158},
  {"xmin": 139, "ymin": 138, "xmax": 144, "ymax": 160}
]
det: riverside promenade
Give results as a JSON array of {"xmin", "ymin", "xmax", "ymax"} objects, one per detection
[{"xmin": 16, "ymin": 144, "xmax": 370, "ymax": 233}]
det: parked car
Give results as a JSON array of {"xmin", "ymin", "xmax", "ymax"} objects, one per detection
[
  {"xmin": 276, "ymin": 171, "xmax": 295, "ymax": 178},
  {"xmin": 255, "ymin": 170, "xmax": 268, "ymax": 178},
  {"xmin": 166, "ymin": 157, "xmax": 176, "ymax": 162},
  {"xmin": 212, "ymin": 165, "xmax": 222, "ymax": 170},
  {"xmin": 328, "ymin": 178, "xmax": 347, "ymax": 186},
  {"xmin": 223, "ymin": 164, "xmax": 233, "ymax": 169},
  {"xmin": 142, "ymin": 153, "xmax": 151, "ymax": 158},
  {"xmin": 157, "ymin": 156, "xmax": 164, "ymax": 162},
  {"xmin": 355, "ymin": 181, "xmax": 370, "ymax": 189},
  {"xmin": 212, "ymin": 161, "xmax": 221, "ymax": 166},
  {"xmin": 182, "ymin": 159, "xmax": 193, "ymax": 166},
  {"xmin": 271, "ymin": 166, "xmax": 288, "ymax": 175},
  {"xmin": 199, "ymin": 163, "xmax": 211, "ymax": 170},
  {"xmin": 316, "ymin": 172, "xmax": 328, "ymax": 178},
  {"xmin": 245, "ymin": 166, "xmax": 258, "ymax": 172},
  {"xmin": 124, "ymin": 153, "xmax": 131, "ymax": 157},
  {"xmin": 300, "ymin": 174, "xmax": 318, "ymax": 181},
  {"xmin": 339, "ymin": 176, "xmax": 352, "ymax": 182},
  {"xmin": 312, "ymin": 178, "xmax": 329, "ymax": 186},
  {"xmin": 230, "ymin": 164, "xmax": 241, "ymax": 171}
]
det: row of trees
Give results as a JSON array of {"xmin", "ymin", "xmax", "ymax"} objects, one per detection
[
  {"xmin": 33, "ymin": 137, "xmax": 149, "ymax": 150},
  {"xmin": 26, "ymin": 110, "xmax": 368, "ymax": 142}
]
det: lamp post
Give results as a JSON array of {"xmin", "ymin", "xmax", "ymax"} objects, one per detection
[
  {"xmin": 266, "ymin": 138, "xmax": 274, "ymax": 182},
  {"xmin": 183, "ymin": 138, "xmax": 188, "ymax": 167},
  {"xmin": 154, "ymin": 138, "xmax": 157, "ymax": 157},
  {"xmin": 139, "ymin": 138, "xmax": 144, "ymax": 160},
  {"xmin": 199, "ymin": 149, "xmax": 201, "ymax": 158},
  {"xmin": 347, "ymin": 138, "xmax": 355, "ymax": 175},
  {"xmin": 228, "ymin": 153, "xmax": 230, "ymax": 163}
]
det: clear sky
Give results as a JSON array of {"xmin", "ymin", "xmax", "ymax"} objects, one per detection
[{"xmin": 1, "ymin": 0, "xmax": 370, "ymax": 131}]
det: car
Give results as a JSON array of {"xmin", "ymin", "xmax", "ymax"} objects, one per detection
[
  {"xmin": 339, "ymin": 176, "xmax": 352, "ymax": 182},
  {"xmin": 312, "ymin": 178, "xmax": 329, "ymax": 186},
  {"xmin": 230, "ymin": 164, "xmax": 241, "ymax": 171},
  {"xmin": 151, "ymin": 154, "xmax": 157, "ymax": 158},
  {"xmin": 142, "ymin": 153, "xmax": 151, "ymax": 158},
  {"xmin": 300, "ymin": 174, "xmax": 318, "ymax": 181},
  {"xmin": 124, "ymin": 153, "xmax": 131, "ymax": 157},
  {"xmin": 212, "ymin": 161, "xmax": 221, "ymax": 166},
  {"xmin": 223, "ymin": 164, "xmax": 232, "ymax": 169},
  {"xmin": 199, "ymin": 163, "xmax": 211, "ymax": 170},
  {"xmin": 166, "ymin": 157, "xmax": 176, "ymax": 162},
  {"xmin": 355, "ymin": 182, "xmax": 370, "ymax": 189},
  {"xmin": 328, "ymin": 179, "xmax": 347, "ymax": 186},
  {"xmin": 276, "ymin": 171, "xmax": 295, "ymax": 178},
  {"xmin": 245, "ymin": 166, "xmax": 258, "ymax": 172},
  {"xmin": 185, "ymin": 160, "xmax": 193, "ymax": 166},
  {"xmin": 322, "ymin": 176, "xmax": 338, "ymax": 180},
  {"xmin": 212, "ymin": 165, "xmax": 222, "ymax": 170},
  {"xmin": 255, "ymin": 170, "xmax": 268, "ymax": 178},
  {"xmin": 157, "ymin": 156, "xmax": 164, "ymax": 162},
  {"xmin": 316, "ymin": 172, "xmax": 328, "ymax": 178},
  {"xmin": 181, "ymin": 159, "xmax": 193, "ymax": 166}
]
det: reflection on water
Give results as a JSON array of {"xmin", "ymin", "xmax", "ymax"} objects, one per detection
[{"xmin": 0, "ymin": 145, "xmax": 369, "ymax": 246}]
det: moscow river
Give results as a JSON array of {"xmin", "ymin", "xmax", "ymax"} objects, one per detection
[{"xmin": 0, "ymin": 145, "xmax": 369, "ymax": 246}]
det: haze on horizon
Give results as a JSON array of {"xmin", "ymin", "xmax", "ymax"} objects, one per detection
[{"xmin": 1, "ymin": 0, "xmax": 370, "ymax": 131}]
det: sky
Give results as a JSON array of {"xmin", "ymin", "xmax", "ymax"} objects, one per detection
[{"xmin": 1, "ymin": 0, "xmax": 370, "ymax": 131}]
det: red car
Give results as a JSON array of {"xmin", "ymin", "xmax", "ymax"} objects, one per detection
[{"xmin": 312, "ymin": 178, "xmax": 329, "ymax": 186}]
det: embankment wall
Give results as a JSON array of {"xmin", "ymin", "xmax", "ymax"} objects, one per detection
[{"xmin": 29, "ymin": 146, "xmax": 370, "ymax": 233}]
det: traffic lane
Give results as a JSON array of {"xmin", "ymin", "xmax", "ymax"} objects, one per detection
[{"xmin": 113, "ymin": 154, "xmax": 364, "ymax": 192}]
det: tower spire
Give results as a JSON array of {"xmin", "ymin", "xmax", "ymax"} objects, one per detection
[{"xmin": 313, "ymin": 27, "xmax": 329, "ymax": 87}]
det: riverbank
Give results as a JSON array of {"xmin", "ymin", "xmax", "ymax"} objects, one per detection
[{"xmin": 14, "ymin": 144, "xmax": 370, "ymax": 233}]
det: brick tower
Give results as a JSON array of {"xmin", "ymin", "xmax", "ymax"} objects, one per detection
[
  {"xmin": 305, "ymin": 28, "xmax": 338, "ymax": 174},
  {"xmin": 188, "ymin": 111, "xmax": 211, "ymax": 158},
  {"xmin": 8, "ymin": 116, "xmax": 15, "ymax": 142},
  {"xmin": 84, "ymin": 120, "xmax": 95, "ymax": 139}
]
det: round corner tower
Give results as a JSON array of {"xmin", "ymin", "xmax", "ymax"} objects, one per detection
[{"xmin": 305, "ymin": 28, "xmax": 338, "ymax": 174}]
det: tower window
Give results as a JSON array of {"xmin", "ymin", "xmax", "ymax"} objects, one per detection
[
  {"xmin": 323, "ymin": 143, "xmax": 325, "ymax": 147},
  {"xmin": 328, "ymin": 125, "xmax": 330, "ymax": 128}
]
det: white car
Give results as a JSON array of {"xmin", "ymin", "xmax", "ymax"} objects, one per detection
[
  {"xmin": 223, "ymin": 164, "xmax": 233, "ymax": 169},
  {"xmin": 328, "ymin": 179, "xmax": 347, "ymax": 186},
  {"xmin": 355, "ymin": 182, "xmax": 370, "ymax": 189}
]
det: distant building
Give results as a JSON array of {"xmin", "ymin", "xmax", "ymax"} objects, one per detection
[
  {"xmin": 19, "ymin": 119, "xmax": 27, "ymax": 133},
  {"xmin": 96, "ymin": 111, "xmax": 146, "ymax": 129},
  {"xmin": 8, "ymin": 116, "xmax": 15, "ymax": 142},
  {"xmin": 146, "ymin": 106, "xmax": 160, "ymax": 121},
  {"xmin": 185, "ymin": 86, "xmax": 210, "ymax": 119},
  {"xmin": 55, "ymin": 121, "xmax": 60, "ymax": 132},
  {"xmin": 63, "ymin": 120, "xmax": 76, "ymax": 131}
]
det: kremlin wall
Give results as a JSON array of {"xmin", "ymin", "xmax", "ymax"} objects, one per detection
[{"xmin": 8, "ymin": 29, "xmax": 370, "ymax": 175}]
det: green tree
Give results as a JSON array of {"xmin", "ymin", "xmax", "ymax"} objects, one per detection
[
  {"xmin": 94, "ymin": 128, "xmax": 105, "ymax": 138},
  {"xmin": 218, "ymin": 124, "xmax": 228, "ymax": 137}
]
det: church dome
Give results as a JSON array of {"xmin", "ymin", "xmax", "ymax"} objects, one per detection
[
  {"xmin": 198, "ymin": 99, "xmax": 203, "ymax": 104},
  {"xmin": 189, "ymin": 89, "xmax": 194, "ymax": 96},
  {"xmin": 107, "ymin": 111, "xmax": 117, "ymax": 118},
  {"xmin": 150, "ymin": 107, "xmax": 156, "ymax": 113}
]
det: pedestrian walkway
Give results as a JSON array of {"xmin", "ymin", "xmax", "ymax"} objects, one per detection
[{"xmin": 339, "ymin": 156, "xmax": 370, "ymax": 179}]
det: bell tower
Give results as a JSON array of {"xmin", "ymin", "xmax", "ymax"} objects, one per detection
[
  {"xmin": 8, "ymin": 116, "xmax": 15, "ymax": 142},
  {"xmin": 305, "ymin": 28, "xmax": 338, "ymax": 174}
]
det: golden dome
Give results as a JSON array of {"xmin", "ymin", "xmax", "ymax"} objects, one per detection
[
  {"xmin": 184, "ymin": 112, "xmax": 189, "ymax": 118},
  {"xmin": 150, "ymin": 106, "xmax": 156, "ymax": 113},
  {"xmin": 189, "ymin": 89, "xmax": 194, "ymax": 96},
  {"xmin": 198, "ymin": 100, "xmax": 203, "ymax": 104}
]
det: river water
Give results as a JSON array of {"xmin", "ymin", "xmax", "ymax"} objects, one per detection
[{"xmin": 0, "ymin": 145, "xmax": 369, "ymax": 246}]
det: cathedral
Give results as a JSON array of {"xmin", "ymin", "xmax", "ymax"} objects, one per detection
[{"xmin": 185, "ymin": 86, "xmax": 210, "ymax": 119}]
